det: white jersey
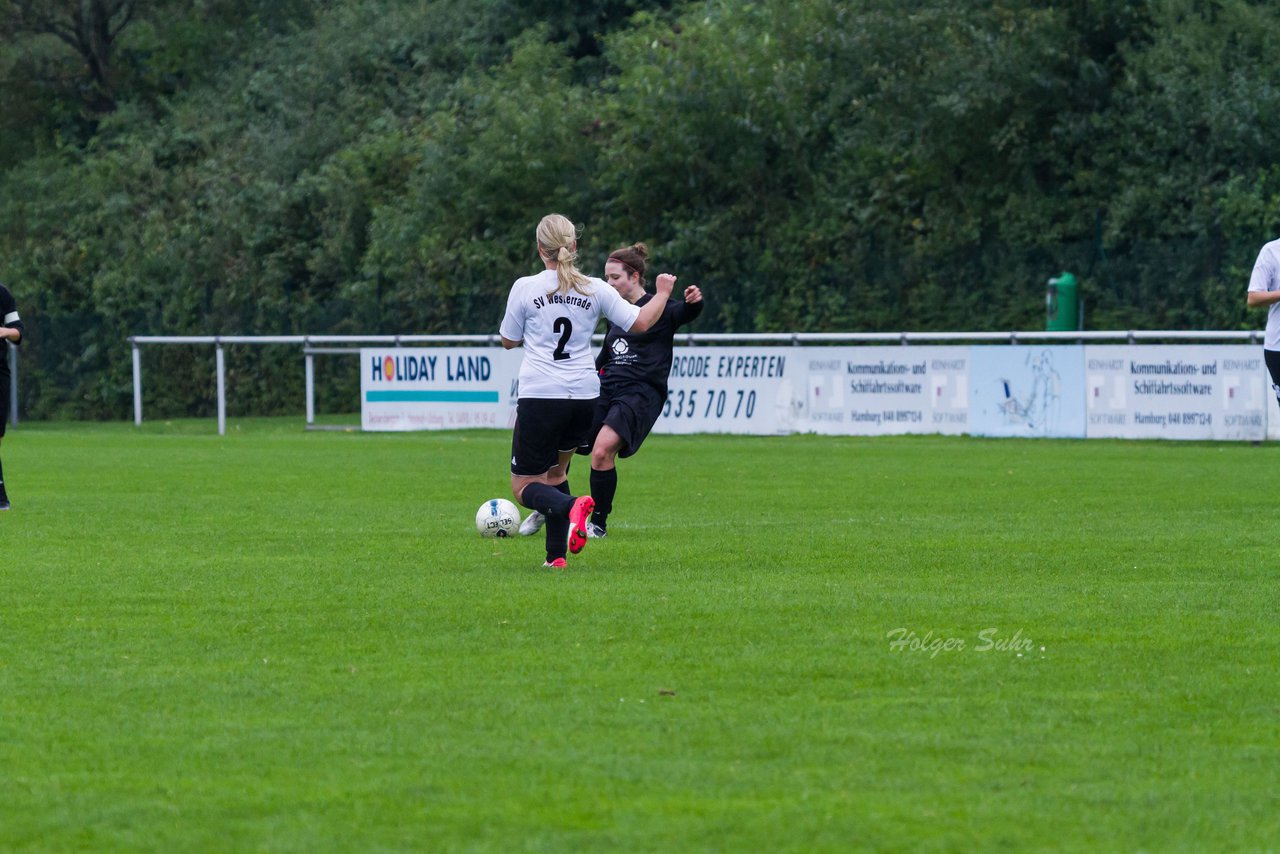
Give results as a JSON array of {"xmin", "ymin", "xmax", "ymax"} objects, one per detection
[
  {"xmin": 500, "ymin": 269, "xmax": 641, "ymax": 398},
  {"xmin": 1248, "ymin": 239, "xmax": 1280, "ymax": 350}
]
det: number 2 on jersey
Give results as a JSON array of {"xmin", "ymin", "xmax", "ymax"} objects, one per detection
[{"xmin": 552, "ymin": 316, "xmax": 572, "ymax": 361}]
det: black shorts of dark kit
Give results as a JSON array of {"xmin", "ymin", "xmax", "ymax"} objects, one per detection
[
  {"xmin": 581, "ymin": 383, "xmax": 665, "ymax": 459},
  {"xmin": 0, "ymin": 375, "xmax": 8, "ymax": 438},
  {"xmin": 1266, "ymin": 350, "xmax": 1280, "ymax": 396},
  {"xmin": 510, "ymin": 397, "xmax": 595, "ymax": 476}
]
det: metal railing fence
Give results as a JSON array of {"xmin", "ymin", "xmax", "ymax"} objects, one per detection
[{"xmin": 128, "ymin": 330, "xmax": 1265, "ymax": 435}]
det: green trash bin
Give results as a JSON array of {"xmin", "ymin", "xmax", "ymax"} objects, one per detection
[{"xmin": 1046, "ymin": 272, "xmax": 1079, "ymax": 331}]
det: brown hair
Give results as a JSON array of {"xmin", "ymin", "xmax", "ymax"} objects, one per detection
[{"xmin": 607, "ymin": 243, "xmax": 649, "ymax": 289}]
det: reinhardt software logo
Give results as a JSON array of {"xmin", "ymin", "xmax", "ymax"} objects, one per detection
[{"xmin": 886, "ymin": 627, "xmax": 1043, "ymax": 659}]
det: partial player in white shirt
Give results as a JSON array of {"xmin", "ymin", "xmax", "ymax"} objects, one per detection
[
  {"xmin": 500, "ymin": 268, "xmax": 637, "ymax": 399},
  {"xmin": 1246, "ymin": 238, "xmax": 1280, "ymax": 408},
  {"xmin": 498, "ymin": 213, "xmax": 673, "ymax": 567},
  {"xmin": 0, "ymin": 281, "xmax": 22, "ymax": 510}
]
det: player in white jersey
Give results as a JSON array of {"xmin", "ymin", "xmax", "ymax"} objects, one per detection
[
  {"xmin": 499, "ymin": 213, "xmax": 673, "ymax": 567},
  {"xmin": 0, "ymin": 281, "xmax": 22, "ymax": 510},
  {"xmin": 1247, "ymin": 238, "xmax": 1280, "ymax": 410}
]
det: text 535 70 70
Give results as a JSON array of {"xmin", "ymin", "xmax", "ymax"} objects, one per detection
[{"xmin": 663, "ymin": 388, "xmax": 758, "ymax": 420}]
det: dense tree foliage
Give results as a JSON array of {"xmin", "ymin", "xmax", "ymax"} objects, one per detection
[{"xmin": 2, "ymin": 0, "xmax": 1279, "ymax": 419}]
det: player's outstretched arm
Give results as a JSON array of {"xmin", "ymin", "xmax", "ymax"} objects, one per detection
[
  {"xmin": 1247, "ymin": 290, "xmax": 1280, "ymax": 308},
  {"xmin": 673, "ymin": 284, "xmax": 705, "ymax": 327},
  {"xmin": 630, "ymin": 273, "xmax": 676, "ymax": 333}
]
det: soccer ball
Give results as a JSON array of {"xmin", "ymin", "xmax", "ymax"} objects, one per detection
[{"xmin": 476, "ymin": 498, "xmax": 521, "ymax": 538}]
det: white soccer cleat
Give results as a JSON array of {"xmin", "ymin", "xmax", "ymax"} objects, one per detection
[
  {"xmin": 519, "ymin": 511, "xmax": 545, "ymax": 536},
  {"xmin": 586, "ymin": 522, "xmax": 607, "ymax": 539}
]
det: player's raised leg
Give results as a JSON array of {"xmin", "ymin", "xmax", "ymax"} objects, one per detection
[
  {"xmin": 588, "ymin": 424, "xmax": 626, "ymax": 537},
  {"xmin": 567, "ymin": 493, "xmax": 595, "ymax": 554},
  {"xmin": 0, "ymin": 438, "xmax": 9, "ymax": 511}
]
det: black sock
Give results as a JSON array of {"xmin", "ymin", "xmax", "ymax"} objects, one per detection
[
  {"xmin": 0, "ymin": 455, "xmax": 6, "ymax": 498},
  {"xmin": 520, "ymin": 482, "xmax": 575, "ymax": 518},
  {"xmin": 590, "ymin": 467, "xmax": 617, "ymax": 527},
  {"xmin": 545, "ymin": 481, "xmax": 572, "ymax": 561}
]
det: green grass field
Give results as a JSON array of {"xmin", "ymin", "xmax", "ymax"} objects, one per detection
[{"xmin": 1, "ymin": 419, "xmax": 1276, "ymax": 851}]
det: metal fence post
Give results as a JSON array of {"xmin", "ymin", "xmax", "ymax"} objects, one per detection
[
  {"xmin": 215, "ymin": 342, "xmax": 226, "ymax": 436},
  {"xmin": 132, "ymin": 341, "xmax": 142, "ymax": 426},
  {"xmin": 305, "ymin": 351, "xmax": 315, "ymax": 426}
]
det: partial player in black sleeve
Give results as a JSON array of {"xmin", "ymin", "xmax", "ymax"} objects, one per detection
[
  {"xmin": 585, "ymin": 243, "xmax": 703, "ymax": 537},
  {"xmin": 0, "ymin": 281, "xmax": 25, "ymax": 510},
  {"xmin": 520, "ymin": 242, "xmax": 702, "ymax": 539}
]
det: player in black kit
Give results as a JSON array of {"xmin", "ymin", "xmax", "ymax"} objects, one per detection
[
  {"xmin": 0, "ymin": 281, "xmax": 24, "ymax": 510},
  {"xmin": 520, "ymin": 243, "xmax": 702, "ymax": 539}
]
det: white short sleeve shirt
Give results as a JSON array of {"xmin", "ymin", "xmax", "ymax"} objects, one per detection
[
  {"xmin": 500, "ymin": 269, "xmax": 642, "ymax": 398},
  {"xmin": 1248, "ymin": 239, "xmax": 1280, "ymax": 351}
]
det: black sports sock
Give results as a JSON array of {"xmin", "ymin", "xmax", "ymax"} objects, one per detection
[
  {"xmin": 590, "ymin": 467, "xmax": 617, "ymax": 526},
  {"xmin": 545, "ymin": 481, "xmax": 573, "ymax": 561},
  {"xmin": 520, "ymin": 482, "xmax": 575, "ymax": 518},
  {"xmin": 0, "ymin": 455, "xmax": 7, "ymax": 498}
]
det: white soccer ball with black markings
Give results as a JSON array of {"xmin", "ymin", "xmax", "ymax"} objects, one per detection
[{"xmin": 476, "ymin": 498, "xmax": 522, "ymax": 538}]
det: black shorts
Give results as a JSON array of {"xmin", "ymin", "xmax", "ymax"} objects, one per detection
[
  {"xmin": 0, "ymin": 374, "xmax": 8, "ymax": 438},
  {"xmin": 581, "ymin": 383, "xmax": 665, "ymax": 459},
  {"xmin": 1266, "ymin": 350, "xmax": 1280, "ymax": 392},
  {"xmin": 510, "ymin": 397, "xmax": 595, "ymax": 476}
]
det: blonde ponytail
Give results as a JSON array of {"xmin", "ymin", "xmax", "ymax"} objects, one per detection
[{"xmin": 536, "ymin": 213, "xmax": 592, "ymax": 297}]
